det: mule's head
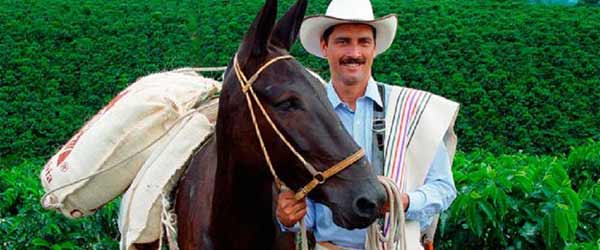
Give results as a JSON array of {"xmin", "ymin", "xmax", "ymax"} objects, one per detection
[{"xmin": 218, "ymin": 0, "xmax": 386, "ymax": 229}]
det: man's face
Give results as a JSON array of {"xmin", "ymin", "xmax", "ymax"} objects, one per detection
[{"xmin": 320, "ymin": 23, "xmax": 376, "ymax": 87}]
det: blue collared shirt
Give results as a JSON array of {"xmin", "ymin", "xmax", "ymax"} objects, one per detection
[{"xmin": 280, "ymin": 78, "xmax": 457, "ymax": 249}]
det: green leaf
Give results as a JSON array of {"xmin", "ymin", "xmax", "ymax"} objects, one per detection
[
  {"xmin": 560, "ymin": 188, "xmax": 582, "ymax": 210},
  {"xmin": 494, "ymin": 191, "xmax": 509, "ymax": 218},
  {"xmin": 58, "ymin": 241, "xmax": 78, "ymax": 250},
  {"xmin": 470, "ymin": 191, "xmax": 482, "ymax": 199},
  {"xmin": 542, "ymin": 214, "xmax": 556, "ymax": 248},
  {"xmin": 478, "ymin": 201, "xmax": 496, "ymax": 226},
  {"xmin": 514, "ymin": 175, "xmax": 533, "ymax": 193},
  {"xmin": 554, "ymin": 209, "xmax": 569, "ymax": 241},
  {"xmin": 31, "ymin": 238, "xmax": 50, "ymax": 247},
  {"xmin": 466, "ymin": 205, "xmax": 484, "ymax": 237},
  {"xmin": 565, "ymin": 209, "xmax": 578, "ymax": 240}
]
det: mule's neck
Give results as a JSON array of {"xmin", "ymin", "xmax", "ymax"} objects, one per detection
[{"xmin": 209, "ymin": 138, "xmax": 278, "ymax": 250}]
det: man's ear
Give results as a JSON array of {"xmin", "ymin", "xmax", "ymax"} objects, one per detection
[{"xmin": 320, "ymin": 38, "xmax": 328, "ymax": 58}]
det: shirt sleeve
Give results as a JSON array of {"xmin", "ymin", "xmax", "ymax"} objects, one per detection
[
  {"xmin": 277, "ymin": 197, "xmax": 317, "ymax": 232},
  {"xmin": 405, "ymin": 142, "xmax": 457, "ymax": 230}
]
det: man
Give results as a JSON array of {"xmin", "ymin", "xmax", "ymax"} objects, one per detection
[{"xmin": 276, "ymin": 0, "xmax": 460, "ymax": 249}]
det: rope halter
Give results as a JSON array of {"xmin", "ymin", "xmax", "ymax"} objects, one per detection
[{"xmin": 232, "ymin": 54, "xmax": 365, "ymax": 200}]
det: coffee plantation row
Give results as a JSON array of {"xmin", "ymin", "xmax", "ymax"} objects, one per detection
[
  {"xmin": 2, "ymin": 0, "xmax": 599, "ymax": 160},
  {"xmin": 1, "ymin": 142, "xmax": 598, "ymax": 249}
]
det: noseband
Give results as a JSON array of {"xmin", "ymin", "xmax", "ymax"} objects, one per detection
[{"xmin": 232, "ymin": 54, "xmax": 365, "ymax": 200}]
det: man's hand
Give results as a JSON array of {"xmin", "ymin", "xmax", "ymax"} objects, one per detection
[
  {"xmin": 381, "ymin": 193, "xmax": 410, "ymax": 213},
  {"xmin": 276, "ymin": 190, "xmax": 307, "ymax": 227}
]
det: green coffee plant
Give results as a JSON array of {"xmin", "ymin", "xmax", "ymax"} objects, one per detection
[
  {"xmin": 2, "ymin": 0, "xmax": 600, "ymax": 161},
  {"xmin": 574, "ymin": 181, "xmax": 600, "ymax": 245},
  {"xmin": 0, "ymin": 159, "xmax": 119, "ymax": 250},
  {"xmin": 564, "ymin": 140, "xmax": 600, "ymax": 191},
  {"xmin": 438, "ymin": 149, "xmax": 589, "ymax": 249}
]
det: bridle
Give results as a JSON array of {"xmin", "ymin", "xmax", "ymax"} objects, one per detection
[{"xmin": 232, "ymin": 54, "xmax": 365, "ymax": 200}]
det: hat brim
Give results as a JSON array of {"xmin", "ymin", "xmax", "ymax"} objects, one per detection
[{"xmin": 299, "ymin": 14, "xmax": 397, "ymax": 58}]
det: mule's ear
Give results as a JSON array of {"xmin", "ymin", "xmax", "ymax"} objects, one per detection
[
  {"xmin": 239, "ymin": 0, "xmax": 278, "ymax": 61},
  {"xmin": 270, "ymin": 0, "xmax": 307, "ymax": 51}
]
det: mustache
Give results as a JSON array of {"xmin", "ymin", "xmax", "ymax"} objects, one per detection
[{"xmin": 340, "ymin": 56, "xmax": 366, "ymax": 65}]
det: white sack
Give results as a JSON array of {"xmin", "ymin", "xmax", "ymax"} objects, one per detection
[{"xmin": 41, "ymin": 70, "xmax": 220, "ymax": 218}]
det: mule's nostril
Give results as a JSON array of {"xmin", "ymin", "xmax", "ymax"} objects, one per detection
[{"xmin": 353, "ymin": 196, "xmax": 377, "ymax": 218}]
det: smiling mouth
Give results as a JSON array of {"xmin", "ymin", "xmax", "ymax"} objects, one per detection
[{"xmin": 341, "ymin": 63, "xmax": 363, "ymax": 68}]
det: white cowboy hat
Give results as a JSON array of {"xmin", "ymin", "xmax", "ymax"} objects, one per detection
[{"xmin": 299, "ymin": 0, "xmax": 398, "ymax": 58}]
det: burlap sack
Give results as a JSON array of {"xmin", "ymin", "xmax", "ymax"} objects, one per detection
[
  {"xmin": 118, "ymin": 107, "xmax": 215, "ymax": 250},
  {"xmin": 40, "ymin": 70, "xmax": 220, "ymax": 218}
]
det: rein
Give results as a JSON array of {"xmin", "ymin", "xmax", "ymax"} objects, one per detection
[{"xmin": 232, "ymin": 54, "xmax": 365, "ymax": 200}]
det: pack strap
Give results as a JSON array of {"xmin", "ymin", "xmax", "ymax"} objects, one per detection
[{"xmin": 372, "ymin": 83, "xmax": 386, "ymax": 158}]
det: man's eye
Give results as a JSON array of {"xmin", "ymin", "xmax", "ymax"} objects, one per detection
[{"xmin": 359, "ymin": 39, "xmax": 372, "ymax": 46}]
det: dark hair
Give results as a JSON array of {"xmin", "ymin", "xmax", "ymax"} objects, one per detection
[{"xmin": 321, "ymin": 24, "xmax": 377, "ymax": 44}]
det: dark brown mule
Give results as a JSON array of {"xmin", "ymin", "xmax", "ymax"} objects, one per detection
[{"xmin": 136, "ymin": 0, "xmax": 386, "ymax": 249}]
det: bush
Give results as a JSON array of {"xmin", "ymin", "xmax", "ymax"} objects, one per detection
[
  {"xmin": 2, "ymin": 0, "xmax": 600, "ymax": 161},
  {"xmin": 0, "ymin": 159, "xmax": 119, "ymax": 250},
  {"xmin": 564, "ymin": 140, "xmax": 600, "ymax": 191},
  {"xmin": 2, "ymin": 145, "xmax": 598, "ymax": 249},
  {"xmin": 438, "ymin": 142, "xmax": 600, "ymax": 249},
  {"xmin": 0, "ymin": 0, "xmax": 207, "ymax": 160},
  {"xmin": 574, "ymin": 181, "xmax": 600, "ymax": 246}
]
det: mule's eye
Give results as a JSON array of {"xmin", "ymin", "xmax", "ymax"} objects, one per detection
[{"xmin": 275, "ymin": 98, "xmax": 302, "ymax": 112}]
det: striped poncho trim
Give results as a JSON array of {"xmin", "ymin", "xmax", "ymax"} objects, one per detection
[{"xmin": 383, "ymin": 87, "xmax": 432, "ymax": 193}]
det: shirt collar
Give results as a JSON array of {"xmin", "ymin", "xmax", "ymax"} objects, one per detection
[
  {"xmin": 365, "ymin": 77, "xmax": 384, "ymax": 109},
  {"xmin": 326, "ymin": 83, "xmax": 343, "ymax": 109},
  {"xmin": 326, "ymin": 77, "xmax": 383, "ymax": 109}
]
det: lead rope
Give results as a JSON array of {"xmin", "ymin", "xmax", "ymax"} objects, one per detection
[
  {"xmin": 365, "ymin": 176, "xmax": 406, "ymax": 250},
  {"xmin": 293, "ymin": 176, "xmax": 406, "ymax": 250}
]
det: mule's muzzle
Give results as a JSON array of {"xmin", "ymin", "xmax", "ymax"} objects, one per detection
[
  {"xmin": 330, "ymin": 178, "xmax": 387, "ymax": 229},
  {"xmin": 353, "ymin": 195, "xmax": 379, "ymax": 220}
]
